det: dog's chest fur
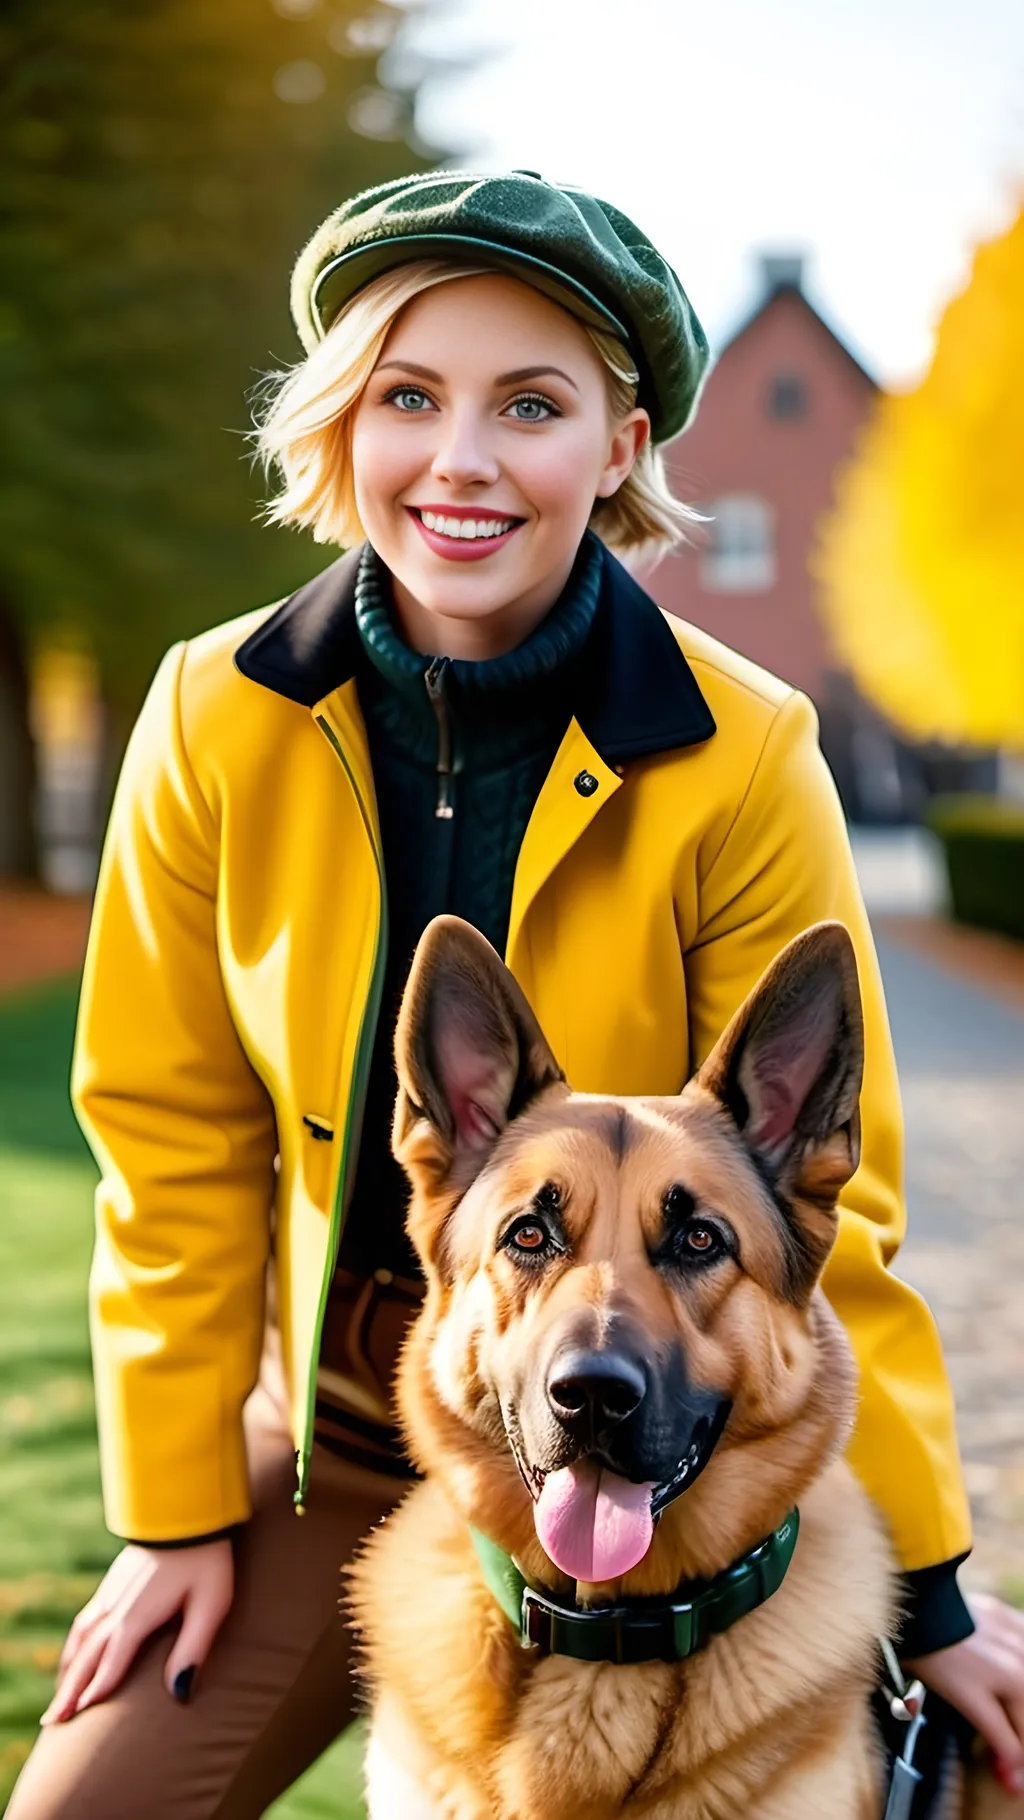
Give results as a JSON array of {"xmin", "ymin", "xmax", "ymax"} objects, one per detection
[{"xmin": 353, "ymin": 1463, "xmax": 894, "ymax": 1820}]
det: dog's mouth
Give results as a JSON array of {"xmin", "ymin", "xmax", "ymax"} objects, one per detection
[{"xmin": 503, "ymin": 1403, "xmax": 730, "ymax": 1582}]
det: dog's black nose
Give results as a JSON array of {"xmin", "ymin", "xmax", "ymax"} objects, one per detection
[{"xmin": 547, "ymin": 1350, "xmax": 646, "ymax": 1428}]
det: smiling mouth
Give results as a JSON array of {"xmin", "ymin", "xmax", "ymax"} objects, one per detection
[{"xmin": 407, "ymin": 506, "xmax": 525, "ymax": 546}]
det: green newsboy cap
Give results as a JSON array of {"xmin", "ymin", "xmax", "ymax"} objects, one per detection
[{"xmin": 290, "ymin": 170, "xmax": 709, "ymax": 443}]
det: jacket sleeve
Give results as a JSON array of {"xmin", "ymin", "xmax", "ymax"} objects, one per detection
[
  {"xmin": 684, "ymin": 687, "xmax": 972, "ymax": 1579},
  {"xmin": 73, "ymin": 642, "xmax": 278, "ymax": 1542}
]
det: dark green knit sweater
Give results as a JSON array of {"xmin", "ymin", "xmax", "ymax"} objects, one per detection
[{"xmin": 338, "ymin": 534, "xmax": 602, "ymax": 1277}]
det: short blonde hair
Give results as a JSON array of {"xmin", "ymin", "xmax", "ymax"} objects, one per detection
[{"xmin": 254, "ymin": 260, "xmax": 702, "ymax": 558}]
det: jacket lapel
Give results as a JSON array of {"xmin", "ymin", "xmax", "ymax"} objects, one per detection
[
  {"xmin": 233, "ymin": 545, "xmax": 363, "ymax": 707},
  {"xmin": 573, "ymin": 545, "xmax": 716, "ymax": 763}
]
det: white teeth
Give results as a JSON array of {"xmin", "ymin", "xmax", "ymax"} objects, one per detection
[{"xmin": 417, "ymin": 510, "xmax": 515, "ymax": 541}]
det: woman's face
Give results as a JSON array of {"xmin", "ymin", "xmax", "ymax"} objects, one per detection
[{"xmin": 350, "ymin": 272, "xmax": 649, "ymax": 657}]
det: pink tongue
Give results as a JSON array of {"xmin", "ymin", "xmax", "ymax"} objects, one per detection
[{"xmin": 534, "ymin": 1460, "xmax": 655, "ymax": 1581}]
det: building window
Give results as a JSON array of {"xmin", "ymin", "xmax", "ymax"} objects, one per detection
[
  {"xmin": 766, "ymin": 372, "xmax": 809, "ymax": 419},
  {"xmin": 700, "ymin": 495, "xmax": 776, "ymax": 593}
]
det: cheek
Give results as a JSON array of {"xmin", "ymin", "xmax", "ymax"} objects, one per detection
[
  {"xmin": 511, "ymin": 427, "xmax": 607, "ymax": 524},
  {"xmin": 350, "ymin": 415, "xmax": 425, "ymax": 526}
]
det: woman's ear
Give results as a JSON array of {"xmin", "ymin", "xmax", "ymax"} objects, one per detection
[
  {"xmin": 595, "ymin": 407, "xmax": 651, "ymax": 499},
  {"xmin": 392, "ymin": 916, "xmax": 564, "ymax": 1206}
]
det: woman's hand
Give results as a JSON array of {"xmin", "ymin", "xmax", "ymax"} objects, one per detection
[
  {"xmin": 40, "ymin": 1539, "xmax": 234, "ymax": 1724},
  {"xmin": 906, "ymin": 1592, "xmax": 1024, "ymax": 1796}
]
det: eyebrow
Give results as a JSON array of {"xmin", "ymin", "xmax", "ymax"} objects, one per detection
[
  {"xmin": 375, "ymin": 360, "xmax": 580, "ymax": 393},
  {"xmin": 496, "ymin": 365, "xmax": 580, "ymax": 392}
]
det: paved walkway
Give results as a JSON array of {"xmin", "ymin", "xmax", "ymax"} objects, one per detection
[{"xmin": 874, "ymin": 923, "xmax": 1024, "ymax": 1597}]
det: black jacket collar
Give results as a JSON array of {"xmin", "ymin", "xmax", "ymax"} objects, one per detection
[{"xmin": 233, "ymin": 538, "xmax": 716, "ymax": 766}]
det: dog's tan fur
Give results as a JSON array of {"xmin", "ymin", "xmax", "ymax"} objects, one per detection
[{"xmin": 350, "ymin": 918, "xmax": 984, "ymax": 1819}]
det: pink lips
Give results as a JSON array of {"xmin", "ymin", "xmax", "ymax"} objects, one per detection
[{"xmin": 406, "ymin": 506, "xmax": 524, "ymax": 563}]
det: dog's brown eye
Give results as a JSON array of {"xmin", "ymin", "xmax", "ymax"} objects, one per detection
[
  {"xmin": 685, "ymin": 1226, "xmax": 716, "ymax": 1253},
  {"xmin": 511, "ymin": 1222, "xmax": 547, "ymax": 1252},
  {"xmin": 501, "ymin": 1213, "xmax": 564, "ymax": 1264},
  {"xmin": 657, "ymin": 1199, "xmax": 732, "ymax": 1273}
]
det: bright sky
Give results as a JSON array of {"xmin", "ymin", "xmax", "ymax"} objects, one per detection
[{"xmin": 403, "ymin": 0, "xmax": 1024, "ymax": 387}]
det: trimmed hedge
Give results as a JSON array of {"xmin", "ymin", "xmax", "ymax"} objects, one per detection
[{"xmin": 927, "ymin": 795, "xmax": 1024, "ymax": 941}]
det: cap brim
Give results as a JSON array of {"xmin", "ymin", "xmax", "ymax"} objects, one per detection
[{"xmin": 310, "ymin": 233, "xmax": 637, "ymax": 358}]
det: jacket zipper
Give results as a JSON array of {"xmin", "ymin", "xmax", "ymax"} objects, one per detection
[
  {"xmin": 424, "ymin": 658, "xmax": 455, "ymax": 820},
  {"xmin": 298, "ymin": 716, "xmax": 388, "ymax": 1510}
]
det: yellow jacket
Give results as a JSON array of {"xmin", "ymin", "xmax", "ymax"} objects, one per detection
[{"xmin": 74, "ymin": 542, "xmax": 970, "ymax": 1574}]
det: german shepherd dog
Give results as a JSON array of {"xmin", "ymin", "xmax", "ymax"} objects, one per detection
[{"xmin": 351, "ymin": 917, "xmax": 1003, "ymax": 1819}]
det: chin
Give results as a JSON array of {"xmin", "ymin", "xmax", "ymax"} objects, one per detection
[{"xmin": 396, "ymin": 549, "xmax": 540, "ymax": 622}]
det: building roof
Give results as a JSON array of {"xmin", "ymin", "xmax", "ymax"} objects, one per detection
[{"xmin": 714, "ymin": 252, "xmax": 878, "ymax": 390}]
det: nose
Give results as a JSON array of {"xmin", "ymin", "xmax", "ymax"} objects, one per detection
[
  {"xmin": 430, "ymin": 406, "xmax": 500, "ymax": 489},
  {"xmin": 547, "ymin": 1349, "xmax": 646, "ymax": 1430}
]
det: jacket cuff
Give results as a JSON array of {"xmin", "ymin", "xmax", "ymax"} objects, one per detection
[
  {"xmin": 119, "ymin": 1525, "xmax": 244, "ymax": 1550},
  {"xmin": 898, "ymin": 1554, "xmax": 974, "ymax": 1658}
]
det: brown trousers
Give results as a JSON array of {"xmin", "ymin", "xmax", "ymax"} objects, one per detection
[{"xmin": 7, "ymin": 1337, "xmax": 407, "ymax": 1820}]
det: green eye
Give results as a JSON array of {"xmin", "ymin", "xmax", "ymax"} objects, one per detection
[
  {"xmin": 505, "ymin": 392, "xmax": 558, "ymax": 422},
  {"xmin": 384, "ymin": 386, "xmax": 432, "ymax": 412}
]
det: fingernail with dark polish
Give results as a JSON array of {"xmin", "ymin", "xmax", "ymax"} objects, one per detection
[{"xmin": 172, "ymin": 1666, "xmax": 196, "ymax": 1704}]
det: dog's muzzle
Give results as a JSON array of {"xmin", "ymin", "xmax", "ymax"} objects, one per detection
[{"xmin": 512, "ymin": 1334, "xmax": 732, "ymax": 1516}]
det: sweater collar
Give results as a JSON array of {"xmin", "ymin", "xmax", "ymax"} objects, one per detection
[
  {"xmin": 357, "ymin": 528, "xmax": 599, "ymax": 700},
  {"xmin": 233, "ymin": 533, "xmax": 716, "ymax": 766},
  {"xmin": 354, "ymin": 536, "xmax": 603, "ymax": 769}
]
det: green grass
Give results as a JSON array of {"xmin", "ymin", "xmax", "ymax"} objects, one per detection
[{"xmin": 0, "ymin": 976, "xmax": 364, "ymax": 1816}]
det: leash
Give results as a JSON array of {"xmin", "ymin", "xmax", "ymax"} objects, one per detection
[
  {"xmin": 879, "ymin": 1636, "xmax": 928, "ymax": 1820},
  {"xmin": 470, "ymin": 1509, "xmax": 799, "ymax": 1664}
]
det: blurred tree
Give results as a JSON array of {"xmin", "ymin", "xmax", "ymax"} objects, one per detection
[
  {"xmin": 0, "ymin": 0, "xmax": 444, "ymax": 873},
  {"xmin": 815, "ymin": 200, "xmax": 1024, "ymax": 752}
]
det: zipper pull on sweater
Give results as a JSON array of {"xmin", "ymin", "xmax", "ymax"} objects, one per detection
[{"xmin": 424, "ymin": 658, "xmax": 455, "ymax": 820}]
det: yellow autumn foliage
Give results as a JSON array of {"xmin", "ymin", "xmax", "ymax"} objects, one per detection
[{"xmin": 815, "ymin": 199, "xmax": 1024, "ymax": 749}]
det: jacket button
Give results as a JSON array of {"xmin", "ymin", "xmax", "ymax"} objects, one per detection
[{"xmin": 574, "ymin": 770, "xmax": 599, "ymax": 797}]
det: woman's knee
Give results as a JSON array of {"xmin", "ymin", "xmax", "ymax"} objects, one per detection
[{"xmin": 6, "ymin": 1628, "xmax": 219, "ymax": 1819}]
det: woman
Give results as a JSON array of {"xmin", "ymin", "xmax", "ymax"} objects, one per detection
[{"xmin": 10, "ymin": 171, "xmax": 1024, "ymax": 1817}]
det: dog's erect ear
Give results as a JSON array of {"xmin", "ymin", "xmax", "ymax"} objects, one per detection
[
  {"xmin": 696, "ymin": 924, "xmax": 864, "ymax": 1278},
  {"xmin": 392, "ymin": 916, "xmax": 564, "ymax": 1198}
]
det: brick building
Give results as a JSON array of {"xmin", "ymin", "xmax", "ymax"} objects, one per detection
[{"xmin": 640, "ymin": 254, "xmax": 992, "ymax": 820}]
